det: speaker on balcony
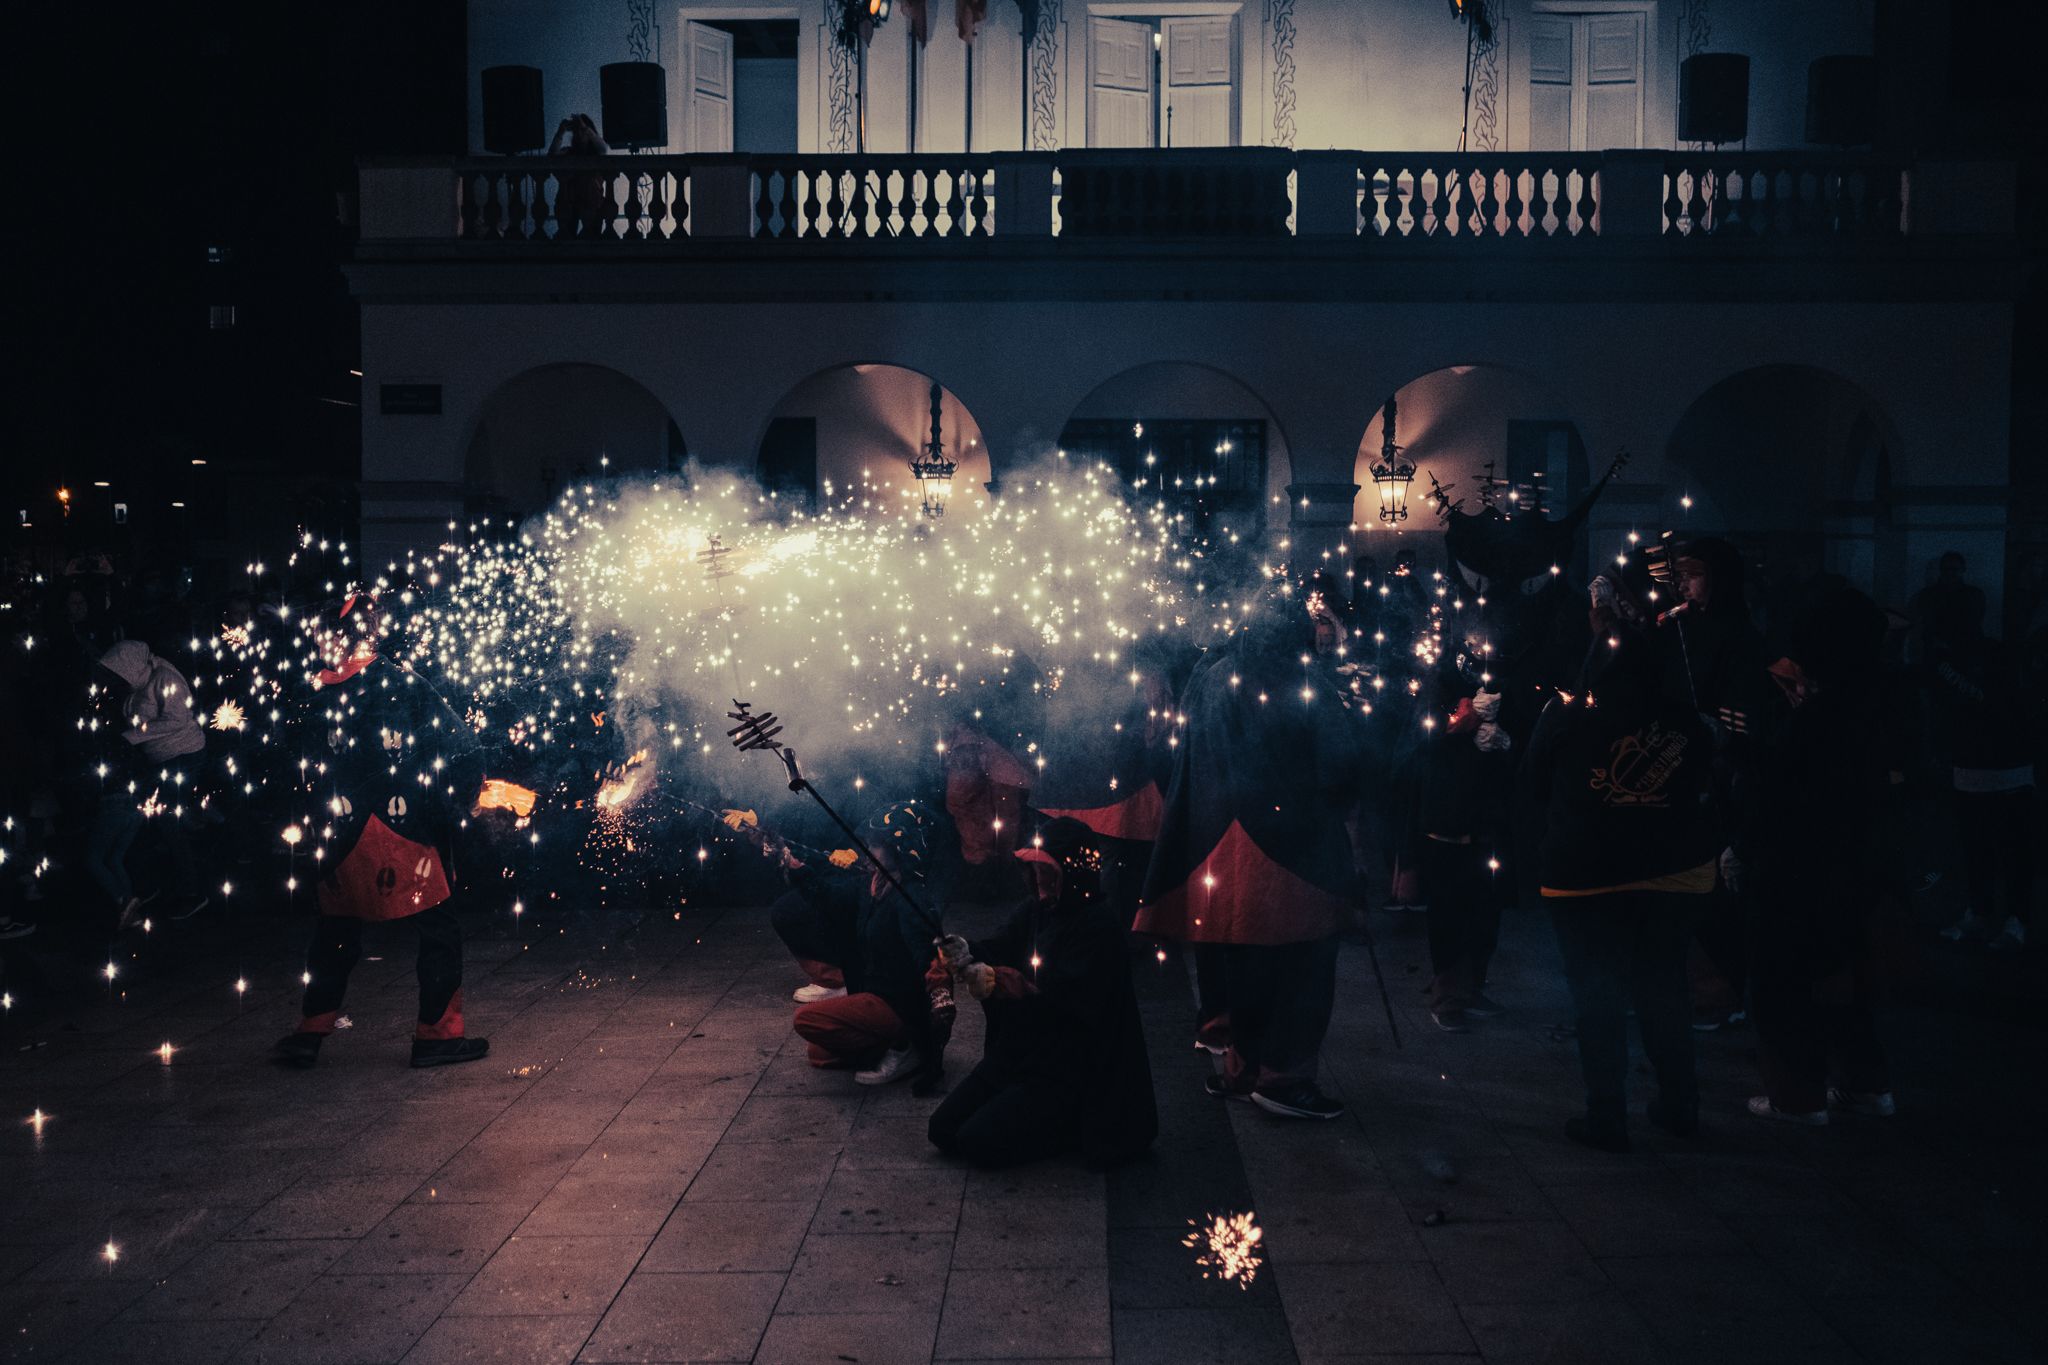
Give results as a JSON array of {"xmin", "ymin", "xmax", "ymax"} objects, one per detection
[
  {"xmin": 481, "ymin": 66, "xmax": 545, "ymax": 154},
  {"xmin": 1678, "ymin": 53, "xmax": 1749, "ymax": 145},
  {"xmin": 599, "ymin": 62, "xmax": 668, "ymax": 150},
  {"xmin": 1806, "ymin": 54, "xmax": 1878, "ymax": 146}
]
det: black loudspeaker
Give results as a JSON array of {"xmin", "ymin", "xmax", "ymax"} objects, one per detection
[
  {"xmin": 1806, "ymin": 54, "xmax": 1878, "ymax": 146},
  {"xmin": 599, "ymin": 62, "xmax": 668, "ymax": 150},
  {"xmin": 481, "ymin": 65, "xmax": 545, "ymax": 154},
  {"xmin": 1679, "ymin": 53, "xmax": 1750, "ymax": 145}
]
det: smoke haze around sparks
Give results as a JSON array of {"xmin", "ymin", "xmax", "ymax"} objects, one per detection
[{"xmin": 376, "ymin": 454, "xmax": 1248, "ymax": 814}]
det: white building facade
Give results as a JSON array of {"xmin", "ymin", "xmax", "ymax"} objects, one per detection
[{"xmin": 351, "ymin": 0, "xmax": 2019, "ymax": 613}]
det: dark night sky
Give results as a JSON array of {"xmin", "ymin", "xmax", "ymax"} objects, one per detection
[{"xmin": 11, "ymin": 2, "xmax": 465, "ymax": 552}]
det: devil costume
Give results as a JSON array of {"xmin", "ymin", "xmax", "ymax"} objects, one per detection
[
  {"xmin": 786, "ymin": 802, "xmax": 945, "ymax": 1078},
  {"xmin": 1137, "ymin": 592, "xmax": 1365, "ymax": 1117},
  {"xmin": 928, "ymin": 819, "xmax": 1156, "ymax": 1167},
  {"xmin": 272, "ymin": 599, "xmax": 490, "ymax": 1069},
  {"xmin": 1029, "ymin": 643, "xmax": 1191, "ymax": 921}
]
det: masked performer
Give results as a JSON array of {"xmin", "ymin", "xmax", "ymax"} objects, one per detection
[
  {"xmin": 270, "ymin": 594, "xmax": 494, "ymax": 1069},
  {"xmin": 786, "ymin": 801, "xmax": 946, "ymax": 1086},
  {"xmin": 929, "ymin": 818, "xmax": 1156, "ymax": 1167},
  {"xmin": 1138, "ymin": 585, "xmax": 1366, "ymax": 1120}
]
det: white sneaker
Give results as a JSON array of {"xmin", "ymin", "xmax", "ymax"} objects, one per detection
[
  {"xmin": 792, "ymin": 983, "xmax": 847, "ymax": 1004},
  {"xmin": 1939, "ymin": 913, "xmax": 1992, "ymax": 943},
  {"xmin": 854, "ymin": 1047, "xmax": 916, "ymax": 1086},
  {"xmin": 1827, "ymin": 1086, "xmax": 1897, "ymax": 1117},
  {"xmin": 1989, "ymin": 917, "xmax": 2026, "ymax": 952},
  {"xmin": 1747, "ymin": 1095, "xmax": 1827, "ymax": 1126}
]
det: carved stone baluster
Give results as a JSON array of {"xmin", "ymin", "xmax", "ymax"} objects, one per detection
[
  {"xmin": 1580, "ymin": 163, "xmax": 1601, "ymax": 236},
  {"xmin": 971, "ymin": 166, "xmax": 991, "ymax": 236},
  {"xmin": 943, "ymin": 168, "xmax": 967, "ymax": 237},
  {"xmin": 1502, "ymin": 166, "xmax": 1524, "ymax": 237}
]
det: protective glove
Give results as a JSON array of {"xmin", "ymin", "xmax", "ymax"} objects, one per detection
[
  {"xmin": 961, "ymin": 963, "xmax": 997, "ymax": 999},
  {"xmin": 936, "ymin": 933, "xmax": 973, "ymax": 968}
]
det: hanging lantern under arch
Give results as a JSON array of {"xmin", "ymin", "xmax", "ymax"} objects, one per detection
[{"xmin": 910, "ymin": 380, "xmax": 956, "ymax": 518}]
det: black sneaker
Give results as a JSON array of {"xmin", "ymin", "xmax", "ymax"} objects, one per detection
[
  {"xmin": 1647, "ymin": 1097, "xmax": 1699, "ymax": 1138},
  {"xmin": 1430, "ymin": 1008, "xmax": 1472, "ymax": 1033},
  {"xmin": 271, "ymin": 1033, "xmax": 323, "ymax": 1069},
  {"xmin": 1204, "ymin": 1074, "xmax": 1252, "ymax": 1101},
  {"xmin": 1251, "ymin": 1082, "xmax": 1346, "ymax": 1120},
  {"xmin": 1462, "ymin": 994, "xmax": 1506, "ymax": 1020},
  {"xmin": 411, "ymin": 1037, "xmax": 490, "ymax": 1068},
  {"xmin": 1564, "ymin": 1117, "xmax": 1632, "ymax": 1153}
]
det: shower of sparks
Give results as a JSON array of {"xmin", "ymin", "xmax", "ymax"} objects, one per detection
[
  {"xmin": 1183, "ymin": 1210, "xmax": 1264, "ymax": 1290},
  {"xmin": 48, "ymin": 457, "xmax": 1398, "ymax": 934}
]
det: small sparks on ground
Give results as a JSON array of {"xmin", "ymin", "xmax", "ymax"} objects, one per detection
[{"xmin": 1184, "ymin": 1211, "xmax": 1264, "ymax": 1290}]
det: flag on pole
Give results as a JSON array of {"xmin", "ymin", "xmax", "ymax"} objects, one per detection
[{"xmin": 956, "ymin": 0, "xmax": 988, "ymax": 42}]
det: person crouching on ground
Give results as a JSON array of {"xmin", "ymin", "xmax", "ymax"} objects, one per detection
[
  {"xmin": 1523, "ymin": 568, "xmax": 1716, "ymax": 1152},
  {"xmin": 928, "ymin": 818, "xmax": 1157, "ymax": 1168},
  {"xmin": 788, "ymin": 801, "xmax": 943, "ymax": 1086}
]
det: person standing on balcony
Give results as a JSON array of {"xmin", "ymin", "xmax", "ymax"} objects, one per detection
[
  {"xmin": 1524, "ymin": 567, "xmax": 1715, "ymax": 1152},
  {"xmin": 1138, "ymin": 583, "xmax": 1365, "ymax": 1121},
  {"xmin": 548, "ymin": 113, "xmax": 611, "ymax": 238}
]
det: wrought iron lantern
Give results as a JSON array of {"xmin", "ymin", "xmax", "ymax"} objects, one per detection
[
  {"xmin": 1369, "ymin": 393, "xmax": 1414, "ymax": 524},
  {"xmin": 910, "ymin": 381, "xmax": 956, "ymax": 518}
]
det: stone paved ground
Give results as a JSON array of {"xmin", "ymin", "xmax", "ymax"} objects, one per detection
[{"xmin": 2, "ymin": 896, "xmax": 2043, "ymax": 1365}]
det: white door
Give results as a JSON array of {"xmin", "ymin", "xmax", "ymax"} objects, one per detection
[
  {"xmin": 1528, "ymin": 11, "xmax": 1644, "ymax": 151},
  {"xmin": 1162, "ymin": 16, "xmax": 1234, "ymax": 147},
  {"xmin": 1089, "ymin": 16, "xmax": 1153, "ymax": 148},
  {"xmin": 681, "ymin": 20, "xmax": 734, "ymax": 153}
]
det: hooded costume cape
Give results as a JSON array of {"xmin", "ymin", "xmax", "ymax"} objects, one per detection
[
  {"xmin": 1028, "ymin": 656, "xmax": 1177, "ymax": 842},
  {"xmin": 1136, "ymin": 615, "xmax": 1365, "ymax": 945},
  {"xmin": 955, "ymin": 822, "xmax": 1157, "ymax": 1165},
  {"xmin": 308, "ymin": 657, "xmax": 482, "ymax": 922}
]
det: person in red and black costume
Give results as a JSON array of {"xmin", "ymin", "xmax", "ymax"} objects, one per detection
[
  {"xmin": 928, "ymin": 817, "xmax": 1156, "ymax": 1168},
  {"xmin": 1137, "ymin": 583, "xmax": 1368, "ymax": 1121},
  {"xmin": 270, "ymin": 594, "xmax": 496, "ymax": 1069}
]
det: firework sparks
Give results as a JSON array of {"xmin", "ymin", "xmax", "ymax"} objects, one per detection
[{"xmin": 1183, "ymin": 1211, "xmax": 1264, "ymax": 1290}]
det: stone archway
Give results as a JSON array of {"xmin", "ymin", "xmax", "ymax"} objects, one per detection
[{"xmin": 463, "ymin": 364, "xmax": 684, "ymax": 521}]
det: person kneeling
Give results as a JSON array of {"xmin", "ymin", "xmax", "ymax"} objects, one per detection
[
  {"xmin": 788, "ymin": 803, "xmax": 942, "ymax": 1086},
  {"xmin": 928, "ymin": 819, "xmax": 1156, "ymax": 1168}
]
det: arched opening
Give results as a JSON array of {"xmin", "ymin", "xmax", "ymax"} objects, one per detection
[
  {"xmin": 1665, "ymin": 364, "xmax": 1904, "ymax": 610},
  {"xmin": 1352, "ymin": 364, "xmax": 1589, "ymax": 541},
  {"xmin": 1056, "ymin": 362, "xmax": 1292, "ymax": 545},
  {"xmin": 756, "ymin": 364, "xmax": 991, "ymax": 518},
  {"xmin": 463, "ymin": 364, "xmax": 684, "ymax": 521}
]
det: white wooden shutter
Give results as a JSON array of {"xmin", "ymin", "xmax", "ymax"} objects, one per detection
[
  {"xmin": 682, "ymin": 20, "xmax": 734, "ymax": 153},
  {"xmin": 1089, "ymin": 17, "xmax": 1152, "ymax": 148},
  {"xmin": 1527, "ymin": 15, "xmax": 1573, "ymax": 151},
  {"xmin": 1583, "ymin": 13, "xmax": 1644, "ymax": 149},
  {"xmin": 1162, "ymin": 16, "xmax": 1234, "ymax": 147}
]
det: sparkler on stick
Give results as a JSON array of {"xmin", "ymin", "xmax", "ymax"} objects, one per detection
[{"xmin": 725, "ymin": 698, "xmax": 932, "ymax": 930}]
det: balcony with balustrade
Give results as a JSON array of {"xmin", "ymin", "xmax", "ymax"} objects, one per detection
[{"xmin": 357, "ymin": 147, "xmax": 2010, "ymax": 265}]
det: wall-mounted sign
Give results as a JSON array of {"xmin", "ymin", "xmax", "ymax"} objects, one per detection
[{"xmin": 380, "ymin": 384, "xmax": 443, "ymax": 416}]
